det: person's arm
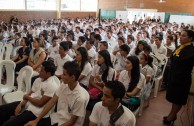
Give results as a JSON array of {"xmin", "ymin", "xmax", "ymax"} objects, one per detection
[
  {"xmin": 15, "ymin": 55, "xmax": 28, "ymax": 64},
  {"xmin": 89, "ymin": 76, "xmax": 103, "ymax": 91},
  {"xmin": 89, "ymin": 121, "xmax": 98, "ymax": 126},
  {"xmin": 32, "ymin": 52, "xmax": 46, "ymax": 70},
  {"xmin": 24, "ymin": 94, "xmax": 52, "ymax": 108},
  {"xmin": 78, "ymin": 74, "xmax": 86, "ymax": 81},
  {"xmin": 112, "ymin": 49, "xmax": 119, "ymax": 55},
  {"xmin": 28, "ymin": 55, "xmax": 35, "ymax": 67},
  {"xmin": 11, "ymin": 53, "xmax": 19, "ymax": 62},
  {"xmin": 60, "ymin": 115, "xmax": 78, "ymax": 126},
  {"xmin": 24, "ymin": 94, "xmax": 58, "ymax": 126},
  {"xmin": 126, "ymin": 87, "xmax": 141, "ymax": 97}
]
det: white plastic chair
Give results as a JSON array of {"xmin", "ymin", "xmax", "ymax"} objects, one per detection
[
  {"xmin": 152, "ymin": 54, "xmax": 168, "ymax": 97},
  {"xmin": 0, "ymin": 43, "xmax": 4, "ymax": 60},
  {"xmin": 0, "ymin": 44, "xmax": 13, "ymax": 61},
  {"xmin": 0, "ymin": 60, "xmax": 16, "ymax": 105},
  {"xmin": 3, "ymin": 66, "xmax": 33, "ymax": 104}
]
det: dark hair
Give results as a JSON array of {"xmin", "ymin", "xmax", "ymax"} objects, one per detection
[
  {"xmin": 143, "ymin": 44, "xmax": 152, "ymax": 53},
  {"xmin": 42, "ymin": 60, "xmax": 56, "ymax": 76},
  {"xmin": 67, "ymin": 41, "xmax": 73, "ymax": 49},
  {"xmin": 105, "ymin": 81, "xmax": 125, "ymax": 101},
  {"xmin": 119, "ymin": 44, "xmax": 130, "ymax": 54},
  {"xmin": 63, "ymin": 61, "xmax": 81, "ymax": 81},
  {"xmin": 126, "ymin": 56, "xmax": 140, "ymax": 92},
  {"xmin": 22, "ymin": 37, "xmax": 30, "ymax": 46},
  {"xmin": 127, "ymin": 35, "xmax": 134, "ymax": 41},
  {"xmin": 184, "ymin": 30, "xmax": 194, "ymax": 41},
  {"xmin": 143, "ymin": 30, "xmax": 150, "ymax": 39},
  {"xmin": 52, "ymin": 36, "xmax": 58, "ymax": 42},
  {"xmin": 15, "ymin": 33, "xmax": 21, "ymax": 38},
  {"xmin": 98, "ymin": 50, "xmax": 113, "ymax": 83},
  {"xmin": 172, "ymin": 34, "xmax": 178, "ymax": 48},
  {"xmin": 141, "ymin": 53, "xmax": 153, "ymax": 68},
  {"xmin": 94, "ymin": 34, "xmax": 102, "ymax": 41},
  {"xmin": 60, "ymin": 41, "xmax": 69, "ymax": 51},
  {"xmin": 78, "ymin": 36, "xmax": 86, "ymax": 43},
  {"xmin": 167, "ymin": 35, "xmax": 173, "ymax": 41},
  {"xmin": 87, "ymin": 39, "xmax": 94, "ymax": 45},
  {"xmin": 100, "ymin": 41, "xmax": 108, "ymax": 49},
  {"xmin": 135, "ymin": 40, "xmax": 146, "ymax": 55},
  {"xmin": 118, "ymin": 37, "xmax": 125, "ymax": 43},
  {"xmin": 77, "ymin": 47, "xmax": 89, "ymax": 71}
]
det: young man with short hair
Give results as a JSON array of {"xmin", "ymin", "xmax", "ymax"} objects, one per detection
[
  {"xmin": 89, "ymin": 81, "xmax": 136, "ymax": 126},
  {"xmin": 25, "ymin": 61, "xmax": 90, "ymax": 126},
  {"xmin": 0, "ymin": 61, "xmax": 59, "ymax": 126}
]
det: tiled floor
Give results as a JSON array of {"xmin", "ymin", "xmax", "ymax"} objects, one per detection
[{"xmin": 136, "ymin": 91, "xmax": 193, "ymax": 126}]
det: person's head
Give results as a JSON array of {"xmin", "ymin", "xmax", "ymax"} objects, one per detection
[
  {"xmin": 143, "ymin": 30, "xmax": 149, "ymax": 39},
  {"xmin": 118, "ymin": 37, "xmax": 125, "ymax": 46},
  {"xmin": 75, "ymin": 47, "xmax": 89, "ymax": 71},
  {"xmin": 102, "ymin": 81, "xmax": 126, "ymax": 107},
  {"xmin": 52, "ymin": 36, "xmax": 59, "ymax": 46},
  {"xmin": 39, "ymin": 61, "xmax": 56, "ymax": 80},
  {"xmin": 143, "ymin": 44, "xmax": 152, "ymax": 55},
  {"xmin": 94, "ymin": 28, "xmax": 100, "ymax": 34},
  {"xmin": 98, "ymin": 50, "xmax": 113, "ymax": 67},
  {"xmin": 180, "ymin": 30, "xmax": 194, "ymax": 45},
  {"xmin": 99, "ymin": 41, "xmax": 108, "ymax": 51},
  {"xmin": 59, "ymin": 41, "xmax": 69, "ymax": 56},
  {"xmin": 77, "ymin": 36, "xmax": 86, "ymax": 46},
  {"xmin": 119, "ymin": 44, "xmax": 130, "ymax": 57},
  {"xmin": 106, "ymin": 30, "xmax": 112, "ymax": 38},
  {"xmin": 125, "ymin": 56, "xmax": 140, "ymax": 92},
  {"xmin": 14, "ymin": 33, "xmax": 21, "ymax": 39},
  {"xmin": 20, "ymin": 37, "xmax": 30, "ymax": 47},
  {"xmin": 150, "ymin": 34, "xmax": 155, "ymax": 43},
  {"xmin": 155, "ymin": 35, "xmax": 163, "ymax": 46},
  {"xmin": 166, "ymin": 35, "xmax": 173, "ymax": 45},
  {"xmin": 127, "ymin": 35, "xmax": 134, "ymax": 44},
  {"xmin": 60, "ymin": 32, "xmax": 66, "ymax": 39},
  {"xmin": 139, "ymin": 53, "xmax": 153, "ymax": 68},
  {"xmin": 33, "ymin": 38, "xmax": 41, "ymax": 48},
  {"xmin": 62, "ymin": 61, "xmax": 81, "ymax": 84},
  {"xmin": 136, "ymin": 32, "xmax": 142, "ymax": 41},
  {"xmin": 85, "ymin": 29, "xmax": 91, "ymax": 35},
  {"xmin": 75, "ymin": 26, "xmax": 80, "ymax": 33},
  {"xmin": 85, "ymin": 39, "xmax": 94, "ymax": 50},
  {"xmin": 94, "ymin": 34, "xmax": 102, "ymax": 41}
]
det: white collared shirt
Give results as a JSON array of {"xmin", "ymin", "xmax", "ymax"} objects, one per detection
[
  {"xmin": 89, "ymin": 102, "xmax": 136, "ymax": 126},
  {"xmin": 54, "ymin": 54, "xmax": 73, "ymax": 76},
  {"xmin": 50, "ymin": 83, "xmax": 89, "ymax": 126},
  {"xmin": 153, "ymin": 45, "xmax": 167, "ymax": 56},
  {"xmin": 80, "ymin": 62, "xmax": 93, "ymax": 86}
]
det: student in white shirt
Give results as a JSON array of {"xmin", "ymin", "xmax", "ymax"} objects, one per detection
[
  {"xmin": 25, "ymin": 61, "xmax": 90, "ymax": 126},
  {"xmin": 89, "ymin": 81, "xmax": 136, "ymax": 126},
  {"xmin": 85, "ymin": 39, "xmax": 96, "ymax": 66},
  {"xmin": 73, "ymin": 36, "xmax": 86, "ymax": 50},
  {"xmin": 0, "ymin": 61, "xmax": 59, "ymax": 126},
  {"xmin": 54, "ymin": 42, "xmax": 73, "ymax": 78},
  {"xmin": 165, "ymin": 35, "xmax": 176, "ymax": 57},
  {"xmin": 112, "ymin": 37, "xmax": 125, "ymax": 55},
  {"xmin": 47, "ymin": 36, "xmax": 59, "ymax": 60},
  {"xmin": 75, "ymin": 47, "xmax": 92, "ymax": 89},
  {"xmin": 127, "ymin": 35, "xmax": 135, "ymax": 49},
  {"xmin": 153, "ymin": 35, "xmax": 167, "ymax": 56},
  {"xmin": 119, "ymin": 56, "xmax": 145, "ymax": 111},
  {"xmin": 74, "ymin": 26, "xmax": 83, "ymax": 41}
]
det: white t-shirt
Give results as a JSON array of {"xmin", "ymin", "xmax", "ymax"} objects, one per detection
[
  {"xmin": 50, "ymin": 83, "xmax": 89, "ymax": 126},
  {"xmin": 54, "ymin": 54, "xmax": 73, "ymax": 76},
  {"xmin": 26, "ymin": 76, "xmax": 60, "ymax": 118},
  {"xmin": 140, "ymin": 64, "xmax": 154, "ymax": 81},
  {"xmin": 153, "ymin": 45, "xmax": 167, "ymax": 56},
  {"xmin": 89, "ymin": 102, "xmax": 136, "ymax": 126},
  {"xmin": 119, "ymin": 71, "xmax": 145, "ymax": 96},
  {"xmin": 80, "ymin": 62, "xmax": 93, "ymax": 86},
  {"xmin": 87, "ymin": 47, "xmax": 96, "ymax": 66},
  {"xmin": 48, "ymin": 44, "xmax": 59, "ymax": 59}
]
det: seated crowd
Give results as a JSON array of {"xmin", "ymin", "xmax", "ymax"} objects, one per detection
[{"xmin": 0, "ymin": 16, "xmax": 193, "ymax": 126}]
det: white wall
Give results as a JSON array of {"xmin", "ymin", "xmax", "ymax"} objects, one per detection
[{"xmin": 169, "ymin": 15, "xmax": 194, "ymax": 26}]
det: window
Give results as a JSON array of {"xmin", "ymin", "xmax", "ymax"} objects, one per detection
[
  {"xmin": 81, "ymin": 0, "xmax": 97, "ymax": 12},
  {"xmin": 61, "ymin": 0, "xmax": 80, "ymax": 11},
  {"xmin": 27, "ymin": 0, "xmax": 56, "ymax": 10},
  {"xmin": 0, "ymin": 0, "xmax": 25, "ymax": 10}
]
